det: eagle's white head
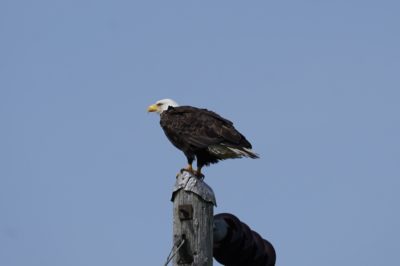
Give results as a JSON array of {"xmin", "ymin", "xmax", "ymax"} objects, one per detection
[{"xmin": 147, "ymin": 98, "xmax": 179, "ymax": 114}]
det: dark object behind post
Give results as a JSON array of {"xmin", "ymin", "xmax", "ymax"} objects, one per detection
[
  {"xmin": 171, "ymin": 172, "xmax": 216, "ymax": 266},
  {"xmin": 213, "ymin": 213, "xmax": 276, "ymax": 266}
]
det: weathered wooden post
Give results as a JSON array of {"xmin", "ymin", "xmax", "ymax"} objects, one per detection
[{"xmin": 170, "ymin": 171, "xmax": 216, "ymax": 266}]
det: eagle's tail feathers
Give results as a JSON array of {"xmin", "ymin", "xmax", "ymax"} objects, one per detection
[
  {"xmin": 208, "ymin": 144, "xmax": 259, "ymax": 159},
  {"xmin": 227, "ymin": 146, "xmax": 259, "ymax": 159}
]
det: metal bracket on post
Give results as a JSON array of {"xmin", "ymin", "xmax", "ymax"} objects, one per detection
[{"xmin": 178, "ymin": 205, "xmax": 193, "ymax": 220}]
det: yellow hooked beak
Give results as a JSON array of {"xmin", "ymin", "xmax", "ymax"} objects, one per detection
[{"xmin": 147, "ymin": 104, "xmax": 158, "ymax": 113}]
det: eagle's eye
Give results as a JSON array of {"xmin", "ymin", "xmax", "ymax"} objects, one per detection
[{"xmin": 156, "ymin": 103, "xmax": 163, "ymax": 106}]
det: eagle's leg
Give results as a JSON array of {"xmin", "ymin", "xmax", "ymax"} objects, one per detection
[
  {"xmin": 194, "ymin": 157, "xmax": 205, "ymax": 179},
  {"xmin": 180, "ymin": 164, "xmax": 194, "ymax": 174},
  {"xmin": 194, "ymin": 166, "xmax": 205, "ymax": 179},
  {"xmin": 178, "ymin": 165, "xmax": 194, "ymax": 178},
  {"xmin": 195, "ymin": 159, "xmax": 205, "ymax": 179},
  {"xmin": 179, "ymin": 156, "xmax": 196, "ymax": 176}
]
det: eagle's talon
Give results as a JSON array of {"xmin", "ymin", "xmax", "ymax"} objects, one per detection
[
  {"xmin": 180, "ymin": 168, "xmax": 195, "ymax": 175},
  {"xmin": 195, "ymin": 173, "xmax": 205, "ymax": 180},
  {"xmin": 180, "ymin": 164, "xmax": 195, "ymax": 175}
]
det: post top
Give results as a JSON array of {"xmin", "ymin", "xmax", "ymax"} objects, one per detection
[{"xmin": 171, "ymin": 171, "xmax": 217, "ymax": 206}]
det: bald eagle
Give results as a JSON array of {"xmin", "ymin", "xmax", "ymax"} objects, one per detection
[{"xmin": 148, "ymin": 99, "xmax": 259, "ymax": 177}]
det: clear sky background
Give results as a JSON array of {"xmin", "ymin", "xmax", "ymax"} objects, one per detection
[{"xmin": 1, "ymin": 1, "xmax": 399, "ymax": 265}]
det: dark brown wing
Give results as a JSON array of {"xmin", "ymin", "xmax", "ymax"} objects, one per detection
[{"xmin": 160, "ymin": 106, "xmax": 252, "ymax": 150}]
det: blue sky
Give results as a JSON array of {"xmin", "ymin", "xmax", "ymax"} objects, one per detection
[{"xmin": 1, "ymin": 1, "xmax": 399, "ymax": 265}]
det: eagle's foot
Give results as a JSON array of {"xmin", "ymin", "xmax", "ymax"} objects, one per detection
[
  {"xmin": 178, "ymin": 169, "xmax": 204, "ymax": 180},
  {"xmin": 194, "ymin": 171, "xmax": 205, "ymax": 180},
  {"xmin": 177, "ymin": 165, "xmax": 204, "ymax": 179},
  {"xmin": 194, "ymin": 167, "xmax": 205, "ymax": 180},
  {"xmin": 180, "ymin": 168, "xmax": 196, "ymax": 175},
  {"xmin": 179, "ymin": 164, "xmax": 196, "ymax": 176}
]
